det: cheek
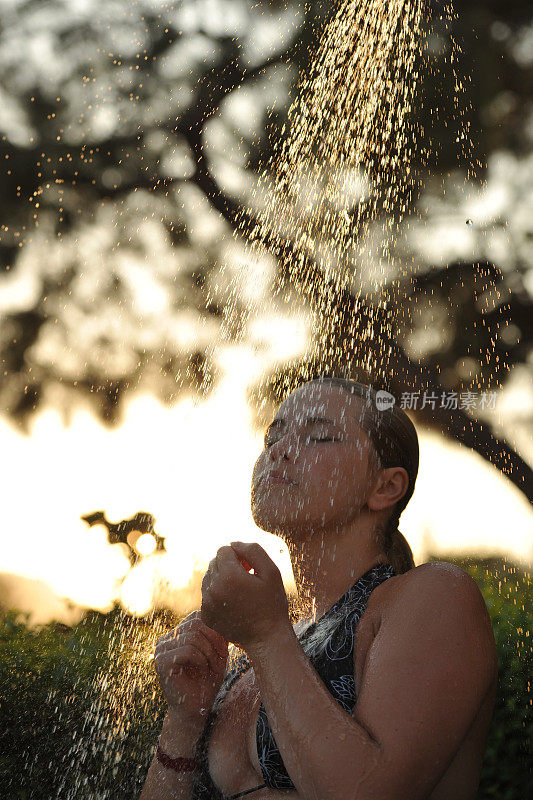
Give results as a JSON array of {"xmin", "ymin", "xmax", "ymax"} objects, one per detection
[
  {"xmin": 251, "ymin": 454, "xmax": 265, "ymax": 481},
  {"xmin": 304, "ymin": 449, "xmax": 363, "ymax": 498},
  {"xmin": 303, "ymin": 447, "xmax": 353, "ymax": 479}
]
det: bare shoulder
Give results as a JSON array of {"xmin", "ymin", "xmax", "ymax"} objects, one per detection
[
  {"xmin": 373, "ymin": 560, "xmax": 490, "ymax": 609},
  {"xmin": 352, "ymin": 563, "xmax": 499, "ymax": 798},
  {"xmin": 404, "ymin": 560, "xmax": 493, "ymax": 613},
  {"xmin": 370, "ymin": 560, "xmax": 498, "ymax": 683},
  {"xmin": 404, "ymin": 560, "xmax": 484, "ymax": 593}
]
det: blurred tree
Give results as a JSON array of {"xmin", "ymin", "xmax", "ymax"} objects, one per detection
[
  {"xmin": 81, "ymin": 510, "xmax": 165, "ymax": 564},
  {"xmin": 0, "ymin": 0, "xmax": 531, "ymax": 500}
]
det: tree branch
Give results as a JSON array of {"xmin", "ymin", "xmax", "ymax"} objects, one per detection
[
  {"xmin": 173, "ymin": 45, "xmax": 293, "ymax": 141},
  {"xmin": 188, "ymin": 148, "xmax": 533, "ymax": 504}
]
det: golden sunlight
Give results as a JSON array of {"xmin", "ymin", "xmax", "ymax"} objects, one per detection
[{"xmin": 0, "ymin": 346, "xmax": 531, "ymax": 621}]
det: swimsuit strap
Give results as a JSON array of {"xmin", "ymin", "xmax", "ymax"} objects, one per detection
[
  {"xmin": 228, "ymin": 783, "xmax": 267, "ymax": 799},
  {"xmin": 193, "ymin": 563, "xmax": 395, "ymax": 799},
  {"xmin": 254, "ymin": 562, "xmax": 396, "ymax": 791}
]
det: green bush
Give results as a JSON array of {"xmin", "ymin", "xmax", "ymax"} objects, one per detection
[
  {"xmin": 440, "ymin": 556, "xmax": 531, "ymax": 800},
  {"xmin": 0, "ymin": 558, "xmax": 530, "ymax": 799},
  {"xmin": 0, "ymin": 608, "xmax": 167, "ymax": 799}
]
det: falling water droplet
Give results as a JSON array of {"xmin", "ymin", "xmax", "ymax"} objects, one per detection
[{"xmin": 466, "ymin": 219, "xmax": 474, "ymax": 226}]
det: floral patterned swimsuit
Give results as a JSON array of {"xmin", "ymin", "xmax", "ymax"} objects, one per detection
[{"xmin": 193, "ymin": 562, "xmax": 395, "ymax": 799}]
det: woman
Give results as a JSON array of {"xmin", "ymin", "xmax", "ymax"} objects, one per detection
[{"xmin": 140, "ymin": 377, "xmax": 498, "ymax": 800}]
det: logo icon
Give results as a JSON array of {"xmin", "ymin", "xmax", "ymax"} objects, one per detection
[{"xmin": 375, "ymin": 390, "xmax": 395, "ymax": 411}]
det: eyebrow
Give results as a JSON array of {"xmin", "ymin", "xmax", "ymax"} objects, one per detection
[{"xmin": 266, "ymin": 416, "xmax": 339, "ymax": 432}]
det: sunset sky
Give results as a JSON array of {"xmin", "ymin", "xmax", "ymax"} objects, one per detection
[{"xmin": 1, "ymin": 338, "xmax": 531, "ymax": 622}]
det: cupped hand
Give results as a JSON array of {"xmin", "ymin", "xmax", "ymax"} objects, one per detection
[
  {"xmin": 201, "ymin": 541, "xmax": 290, "ymax": 650},
  {"xmin": 153, "ymin": 610, "xmax": 229, "ymax": 722}
]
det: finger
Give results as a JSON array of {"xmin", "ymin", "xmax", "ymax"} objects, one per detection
[
  {"xmin": 175, "ymin": 618, "xmax": 229, "ymax": 660},
  {"xmin": 229, "ymin": 541, "xmax": 274, "ymax": 577},
  {"xmin": 201, "ymin": 574, "xmax": 215, "ymax": 602},
  {"xmin": 157, "ymin": 610, "xmax": 200, "ymax": 639},
  {"xmin": 201, "ymin": 561, "xmax": 219, "ymax": 593},
  {"xmin": 181, "ymin": 610, "xmax": 202, "ymax": 623},
  {"xmin": 156, "ymin": 656, "xmax": 208, "ymax": 693},
  {"xmin": 156, "ymin": 624, "xmax": 228, "ymax": 663},
  {"xmin": 155, "ymin": 615, "xmax": 201, "ymax": 654},
  {"xmin": 238, "ymin": 556, "xmax": 254, "ymax": 572},
  {"xmin": 155, "ymin": 633, "xmax": 184, "ymax": 657},
  {"xmin": 160, "ymin": 637, "xmax": 213, "ymax": 672},
  {"xmin": 217, "ymin": 545, "xmax": 250, "ymax": 574},
  {"xmin": 155, "ymin": 632, "xmax": 177, "ymax": 655},
  {"xmin": 155, "ymin": 644, "xmax": 210, "ymax": 674},
  {"xmin": 207, "ymin": 557, "xmax": 219, "ymax": 575},
  {"xmin": 155, "ymin": 624, "xmax": 202, "ymax": 656},
  {"xmin": 179, "ymin": 635, "xmax": 226, "ymax": 675},
  {"xmin": 193, "ymin": 621, "xmax": 229, "ymax": 660}
]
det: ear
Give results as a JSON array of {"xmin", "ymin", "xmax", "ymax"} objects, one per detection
[{"xmin": 367, "ymin": 467, "xmax": 409, "ymax": 513}]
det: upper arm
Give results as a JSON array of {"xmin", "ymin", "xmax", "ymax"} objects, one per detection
[{"xmin": 351, "ymin": 564, "xmax": 497, "ymax": 800}]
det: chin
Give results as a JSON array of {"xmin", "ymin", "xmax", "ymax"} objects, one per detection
[
  {"xmin": 251, "ymin": 502, "xmax": 280, "ymax": 534},
  {"xmin": 251, "ymin": 498, "xmax": 294, "ymax": 537},
  {"xmin": 251, "ymin": 499, "xmax": 317, "ymax": 541}
]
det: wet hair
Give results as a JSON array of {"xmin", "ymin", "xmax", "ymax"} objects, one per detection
[{"xmin": 305, "ymin": 376, "xmax": 419, "ymax": 575}]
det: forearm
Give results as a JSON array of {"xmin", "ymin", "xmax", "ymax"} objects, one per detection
[
  {"xmin": 246, "ymin": 623, "xmax": 381, "ymax": 800},
  {"xmin": 139, "ymin": 713, "xmax": 204, "ymax": 800}
]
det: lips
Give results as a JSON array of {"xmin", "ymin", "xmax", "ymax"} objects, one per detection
[{"xmin": 262, "ymin": 470, "xmax": 298, "ymax": 486}]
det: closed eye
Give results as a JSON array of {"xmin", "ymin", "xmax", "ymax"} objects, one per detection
[{"xmin": 264, "ymin": 436, "xmax": 337, "ymax": 447}]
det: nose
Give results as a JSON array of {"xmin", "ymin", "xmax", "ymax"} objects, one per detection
[{"xmin": 268, "ymin": 432, "xmax": 296, "ymax": 462}]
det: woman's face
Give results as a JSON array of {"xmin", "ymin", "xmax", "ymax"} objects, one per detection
[{"xmin": 251, "ymin": 382, "xmax": 377, "ymax": 538}]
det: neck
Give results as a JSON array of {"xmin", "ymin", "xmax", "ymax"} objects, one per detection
[{"xmin": 284, "ymin": 515, "xmax": 388, "ymax": 619}]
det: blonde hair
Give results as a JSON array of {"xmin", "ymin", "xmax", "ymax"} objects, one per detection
[{"xmin": 306, "ymin": 377, "xmax": 419, "ymax": 574}]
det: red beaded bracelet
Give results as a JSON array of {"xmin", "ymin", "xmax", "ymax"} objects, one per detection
[{"xmin": 156, "ymin": 742, "xmax": 198, "ymax": 772}]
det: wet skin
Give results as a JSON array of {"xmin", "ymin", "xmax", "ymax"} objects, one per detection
[
  {"xmin": 251, "ymin": 382, "xmax": 411, "ymax": 618},
  {"xmin": 207, "ymin": 561, "xmax": 497, "ymax": 800},
  {"xmin": 205, "ymin": 383, "xmax": 498, "ymax": 800},
  {"xmin": 140, "ymin": 382, "xmax": 498, "ymax": 800}
]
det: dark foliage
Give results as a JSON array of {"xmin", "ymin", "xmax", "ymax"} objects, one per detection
[{"xmin": 0, "ymin": 558, "xmax": 530, "ymax": 798}]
